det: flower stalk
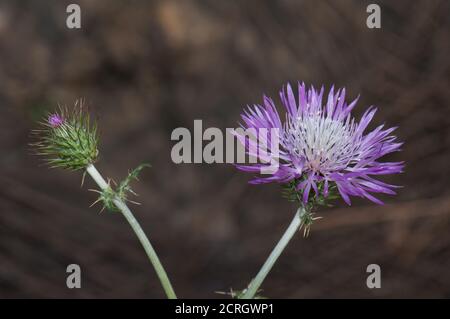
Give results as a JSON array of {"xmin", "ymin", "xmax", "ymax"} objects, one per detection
[
  {"xmin": 242, "ymin": 206, "xmax": 306, "ymax": 299},
  {"xmin": 232, "ymin": 82, "xmax": 404, "ymax": 298},
  {"xmin": 32, "ymin": 102, "xmax": 177, "ymax": 299},
  {"xmin": 86, "ymin": 164, "xmax": 177, "ymax": 299}
]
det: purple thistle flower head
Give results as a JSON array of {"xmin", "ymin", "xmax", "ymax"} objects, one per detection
[
  {"xmin": 48, "ymin": 113, "xmax": 64, "ymax": 128},
  {"xmin": 234, "ymin": 83, "xmax": 404, "ymax": 206}
]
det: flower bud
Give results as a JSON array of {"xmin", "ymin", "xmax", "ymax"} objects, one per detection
[{"xmin": 32, "ymin": 101, "xmax": 99, "ymax": 170}]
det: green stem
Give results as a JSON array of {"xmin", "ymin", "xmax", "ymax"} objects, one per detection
[
  {"xmin": 86, "ymin": 164, "xmax": 177, "ymax": 299},
  {"xmin": 242, "ymin": 206, "xmax": 305, "ymax": 299}
]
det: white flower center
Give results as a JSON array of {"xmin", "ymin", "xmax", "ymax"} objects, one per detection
[{"xmin": 284, "ymin": 114, "xmax": 360, "ymax": 174}]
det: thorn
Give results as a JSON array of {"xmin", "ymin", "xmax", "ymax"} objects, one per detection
[
  {"xmin": 215, "ymin": 291, "xmax": 227, "ymax": 295},
  {"xmin": 81, "ymin": 171, "xmax": 87, "ymax": 188},
  {"xmin": 90, "ymin": 198, "xmax": 102, "ymax": 208},
  {"xmin": 129, "ymin": 189, "xmax": 138, "ymax": 196}
]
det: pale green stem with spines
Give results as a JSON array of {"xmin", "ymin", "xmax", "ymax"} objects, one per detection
[
  {"xmin": 242, "ymin": 206, "xmax": 305, "ymax": 299},
  {"xmin": 86, "ymin": 164, "xmax": 177, "ymax": 299}
]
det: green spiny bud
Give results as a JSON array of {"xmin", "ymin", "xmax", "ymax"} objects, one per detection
[{"xmin": 31, "ymin": 100, "xmax": 99, "ymax": 171}]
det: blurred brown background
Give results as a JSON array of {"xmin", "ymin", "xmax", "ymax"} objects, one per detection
[{"xmin": 0, "ymin": 0, "xmax": 449, "ymax": 298}]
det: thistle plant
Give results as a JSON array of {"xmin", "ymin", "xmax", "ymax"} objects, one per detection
[
  {"xmin": 233, "ymin": 83, "xmax": 404, "ymax": 299},
  {"xmin": 32, "ymin": 101, "xmax": 177, "ymax": 299}
]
